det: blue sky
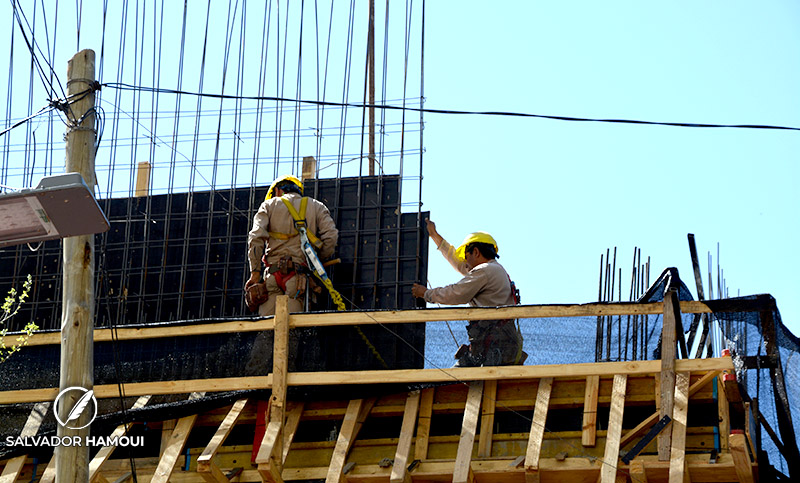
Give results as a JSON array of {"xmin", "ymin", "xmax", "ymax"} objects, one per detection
[
  {"xmin": 1, "ymin": 1, "xmax": 798, "ymax": 336},
  {"xmin": 420, "ymin": 2, "xmax": 800, "ymax": 335}
]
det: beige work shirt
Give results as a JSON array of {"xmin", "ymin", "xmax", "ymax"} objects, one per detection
[
  {"xmin": 423, "ymin": 239, "xmax": 514, "ymax": 307},
  {"xmin": 247, "ymin": 192, "xmax": 338, "ymax": 271}
]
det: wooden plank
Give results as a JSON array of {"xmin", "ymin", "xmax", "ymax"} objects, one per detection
[
  {"xmin": 0, "ymin": 358, "xmax": 734, "ymax": 405},
  {"xmin": 282, "ymin": 402, "xmax": 304, "ymax": 463},
  {"xmin": 325, "ymin": 398, "xmax": 376, "ymax": 483},
  {"xmin": 453, "ymin": 381, "xmax": 483, "ymax": 483},
  {"xmin": 255, "ymin": 419, "xmax": 281, "ymax": 465},
  {"xmin": 717, "ymin": 376, "xmax": 730, "ymax": 452},
  {"xmin": 160, "ymin": 419, "xmax": 176, "ymax": 457},
  {"xmin": 256, "ymin": 420, "xmax": 283, "ymax": 482},
  {"xmin": 668, "ymin": 372, "xmax": 690, "ymax": 483},
  {"xmin": 89, "ymin": 395, "xmax": 152, "ymax": 482},
  {"xmin": 196, "ymin": 398, "xmax": 248, "ymax": 481},
  {"xmin": 151, "ymin": 393, "xmax": 204, "ymax": 483},
  {"xmin": 302, "ymin": 156, "xmax": 316, "ymax": 180},
  {"xmin": 659, "ymin": 289, "xmax": 679, "ymax": 460},
  {"xmin": 582, "ymin": 375, "xmax": 599, "ymax": 447},
  {"xmin": 629, "ymin": 460, "xmax": 647, "ymax": 482},
  {"xmin": 8, "ymin": 301, "xmax": 724, "ymax": 349},
  {"xmin": 271, "ymin": 296, "xmax": 290, "ymax": 463},
  {"xmin": 478, "ymin": 379, "xmax": 497, "ymax": 458},
  {"xmin": 414, "ymin": 387, "xmax": 434, "ymax": 461},
  {"xmin": 730, "ymin": 432, "xmax": 754, "ymax": 483},
  {"xmin": 134, "ymin": 161, "xmax": 151, "ymax": 196},
  {"xmin": 524, "ymin": 377, "xmax": 553, "ymax": 483},
  {"xmin": 390, "ymin": 391, "xmax": 421, "ymax": 483},
  {"xmin": 36, "ymin": 458, "xmax": 56, "ymax": 483},
  {"xmin": 0, "ymin": 402, "xmax": 50, "ymax": 483},
  {"xmin": 600, "ymin": 374, "xmax": 627, "ymax": 483},
  {"xmin": 196, "ymin": 460, "xmax": 227, "ymax": 483},
  {"xmin": 620, "ymin": 370, "xmax": 719, "ymax": 448}
]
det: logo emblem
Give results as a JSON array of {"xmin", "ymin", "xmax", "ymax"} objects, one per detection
[{"xmin": 53, "ymin": 386, "xmax": 98, "ymax": 429}]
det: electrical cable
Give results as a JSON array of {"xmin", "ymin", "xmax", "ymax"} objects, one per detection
[{"xmin": 103, "ymin": 82, "xmax": 800, "ymax": 132}]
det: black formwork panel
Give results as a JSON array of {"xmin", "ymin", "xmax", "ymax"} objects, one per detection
[{"xmin": 0, "ymin": 176, "xmax": 428, "ymax": 371}]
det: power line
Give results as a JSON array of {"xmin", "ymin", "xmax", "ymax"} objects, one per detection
[{"xmin": 102, "ymin": 81, "xmax": 800, "ymax": 132}]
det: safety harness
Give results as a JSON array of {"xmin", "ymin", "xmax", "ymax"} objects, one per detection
[
  {"xmin": 275, "ymin": 195, "xmax": 345, "ymax": 311},
  {"xmin": 268, "ymin": 197, "xmax": 324, "ymax": 250}
]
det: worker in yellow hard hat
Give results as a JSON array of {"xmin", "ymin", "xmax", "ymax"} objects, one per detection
[
  {"xmin": 412, "ymin": 219, "xmax": 525, "ymax": 367},
  {"xmin": 245, "ymin": 174, "xmax": 339, "ymax": 315}
]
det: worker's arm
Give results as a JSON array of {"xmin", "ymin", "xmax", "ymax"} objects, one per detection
[
  {"xmin": 246, "ymin": 201, "xmax": 271, "ymax": 285},
  {"xmin": 426, "ymin": 219, "xmax": 470, "ymax": 276},
  {"xmin": 420, "ymin": 269, "xmax": 486, "ymax": 305}
]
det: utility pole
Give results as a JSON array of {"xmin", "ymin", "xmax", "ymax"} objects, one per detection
[
  {"xmin": 367, "ymin": 0, "xmax": 376, "ymax": 175},
  {"xmin": 57, "ymin": 49, "xmax": 97, "ymax": 483}
]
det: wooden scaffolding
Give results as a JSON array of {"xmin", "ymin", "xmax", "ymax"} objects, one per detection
[{"xmin": 1, "ymin": 297, "xmax": 764, "ymax": 482}]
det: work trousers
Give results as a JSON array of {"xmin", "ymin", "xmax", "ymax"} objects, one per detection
[
  {"xmin": 464, "ymin": 319, "xmax": 524, "ymax": 366},
  {"xmin": 257, "ymin": 272, "xmax": 304, "ymax": 316}
]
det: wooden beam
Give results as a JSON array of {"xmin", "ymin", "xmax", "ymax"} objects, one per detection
[
  {"xmin": 477, "ymin": 379, "xmax": 497, "ymax": 458},
  {"xmin": 659, "ymin": 288, "xmax": 679, "ymax": 460},
  {"xmin": 414, "ymin": 387, "xmax": 434, "ymax": 461},
  {"xmin": 717, "ymin": 376, "xmax": 730, "ymax": 452},
  {"xmin": 0, "ymin": 358, "xmax": 735, "ymax": 405},
  {"xmin": 629, "ymin": 459, "xmax": 647, "ymax": 482},
  {"xmin": 620, "ymin": 370, "xmax": 719, "ymax": 448},
  {"xmin": 282, "ymin": 402, "xmax": 304, "ymax": 463},
  {"xmin": 7, "ymin": 301, "xmax": 725, "ymax": 349},
  {"xmin": 256, "ymin": 296, "xmax": 289, "ymax": 482},
  {"xmin": 668, "ymin": 372, "xmax": 690, "ymax": 483},
  {"xmin": 730, "ymin": 432, "xmax": 754, "ymax": 483},
  {"xmin": 151, "ymin": 393, "xmax": 204, "ymax": 483},
  {"xmin": 302, "ymin": 156, "xmax": 316, "ymax": 181},
  {"xmin": 134, "ymin": 161, "xmax": 151, "ymax": 197},
  {"xmin": 524, "ymin": 377, "xmax": 553, "ymax": 483},
  {"xmin": 35, "ymin": 458, "xmax": 56, "ymax": 483},
  {"xmin": 582, "ymin": 375, "xmax": 599, "ymax": 447},
  {"xmin": 453, "ymin": 381, "xmax": 483, "ymax": 483},
  {"xmin": 272, "ymin": 296, "xmax": 290, "ymax": 453},
  {"xmin": 197, "ymin": 399, "xmax": 247, "ymax": 482},
  {"xmin": 89, "ymin": 395, "xmax": 152, "ymax": 482},
  {"xmin": 160, "ymin": 419, "xmax": 176, "ymax": 457},
  {"xmin": 256, "ymin": 421, "xmax": 284, "ymax": 483},
  {"xmin": 390, "ymin": 391, "xmax": 421, "ymax": 483},
  {"xmin": 600, "ymin": 374, "xmax": 627, "ymax": 483},
  {"xmin": 0, "ymin": 402, "xmax": 50, "ymax": 483},
  {"xmin": 325, "ymin": 398, "xmax": 375, "ymax": 483}
]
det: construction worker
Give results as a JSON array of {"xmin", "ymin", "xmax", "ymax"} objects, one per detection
[
  {"xmin": 245, "ymin": 175, "xmax": 338, "ymax": 315},
  {"xmin": 412, "ymin": 219, "xmax": 524, "ymax": 367}
]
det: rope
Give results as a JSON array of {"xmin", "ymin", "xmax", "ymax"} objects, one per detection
[{"xmin": 317, "ymin": 265, "xmax": 390, "ymax": 370}]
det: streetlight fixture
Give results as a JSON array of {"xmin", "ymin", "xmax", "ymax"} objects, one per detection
[{"xmin": 0, "ymin": 173, "xmax": 109, "ymax": 248}]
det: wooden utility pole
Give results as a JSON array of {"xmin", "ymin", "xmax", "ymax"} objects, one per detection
[
  {"xmin": 367, "ymin": 0, "xmax": 376, "ymax": 175},
  {"xmin": 57, "ymin": 49, "xmax": 97, "ymax": 483}
]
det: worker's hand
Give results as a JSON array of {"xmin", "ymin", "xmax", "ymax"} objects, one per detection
[
  {"xmin": 411, "ymin": 283, "xmax": 427, "ymax": 299},
  {"xmin": 245, "ymin": 271, "xmax": 261, "ymax": 289},
  {"xmin": 425, "ymin": 218, "xmax": 437, "ymax": 237},
  {"xmin": 425, "ymin": 218, "xmax": 444, "ymax": 248}
]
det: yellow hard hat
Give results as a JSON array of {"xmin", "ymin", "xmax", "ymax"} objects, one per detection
[
  {"xmin": 266, "ymin": 175, "xmax": 304, "ymax": 200},
  {"xmin": 455, "ymin": 231, "xmax": 498, "ymax": 261}
]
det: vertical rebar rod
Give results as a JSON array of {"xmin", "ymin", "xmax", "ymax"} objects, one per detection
[{"xmin": 596, "ymin": 253, "xmax": 604, "ymax": 362}]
